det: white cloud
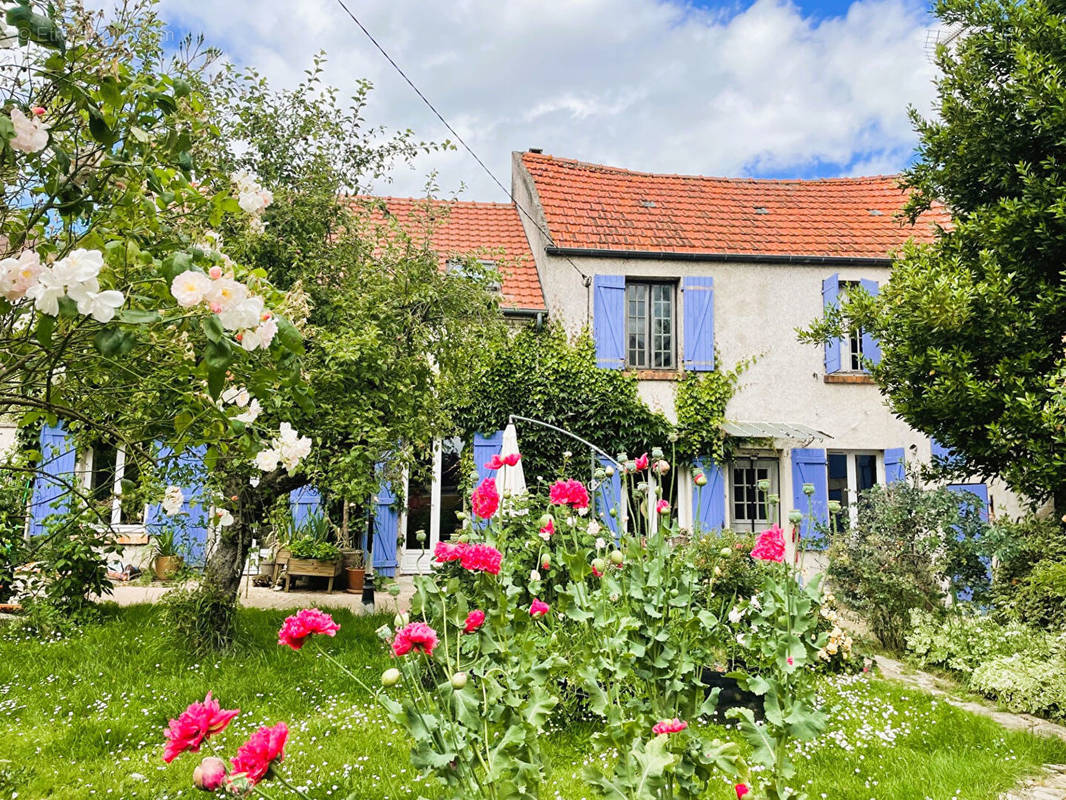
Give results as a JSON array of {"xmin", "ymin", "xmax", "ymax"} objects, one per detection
[{"xmin": 156, "ymin": 0, "xmax": 938, "ymax": 197}]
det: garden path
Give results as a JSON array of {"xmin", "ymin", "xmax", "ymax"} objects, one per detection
[{"xmin": 876, "ymin": 656, "xmax": 1066, "ymax": 800}]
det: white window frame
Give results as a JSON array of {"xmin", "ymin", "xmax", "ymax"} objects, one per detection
[
  {"xmin": 728, "ymin": 454, "xmax": 780, "ymax": 533},
  {"xmin": 625, "ymin": 279, "xmax": 677, "ymax": 370},
  {"xmin": 826, "ymin": 450, "xmax": 883, "ymax": 528},
  {"xmin": 839, "ymin": 281, "xmax": 866, "ymax": 372},
  {"xmin": 79, "ymin": 444, "xmax": 147, "ymax": 533}
]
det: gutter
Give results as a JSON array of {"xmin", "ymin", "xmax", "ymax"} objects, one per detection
[
  {"xmin": 544, "ymin": 247, "xmax": 892, "ymax": 267},
  {"xmin": 501, "ymin": 307, "xmax": 547, "ymax": 328}
]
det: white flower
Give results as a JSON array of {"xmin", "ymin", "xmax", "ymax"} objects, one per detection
[
  {"xmin": 52, "ymin": 249, "xmax": 103, "ymax": 285},
  {"xmin": 27, "ymin": 268, "xmax": 66, "ymax": 316},
  {"xmin": 595, "ymin": 537, "xmax": 607, "ymax": 550},
  {"xmin": 74, "ymin": 288, "xmax": 124, "ymax": 322},
  {"xmin": 255, "ymin": 448, "xmax": 280, "ymax": 472},
  {"xmin": 221, "ymin": 386, "xmax": 250, "ymax": 408},
  {"xmin": 215, "ymin": 508, "xmax": 234, "ymax": 527},
  {"xmin": 170, "ymin": 270, "xmax": 211, "ymax": 308},
  {"xmin": 235, "ymin": 398, "xmax": 261, "ymax": 424},
  {"xmin": 9, "ymin": 108, "xmax": 49, "ymax": 153},
  {"xmin": 161, "ymin": 486, "xmax": 184, "ymax": 516},
  {"xmin": 239, "ymin": 316, "xmax": 276, "ymax": 353},
  {"xmin": 530, "ymin": 570, "xmax": 541, "ymax": 583},
  {"xmin": 205, "ymin": 277, "xmax": 248, "ymax": 313},
  {"xmin": 275, "ymin": 422, "xmax": 311, "ymax": 473},
  {"xmin": 217, "ymin": 294, "xmax": 263, "ymax": 331},
  {"xmin": 538, "ymin": 529, "xmax": 551, "ymax": 543},
  {"xmin": 0, "ymin": 250, "xmax": 41, "ymax": 301},
  {"xmin": 728, "ymin": 606, "xmax": 745, "ymax": 625},
  {"xmin": 587, "ymin": 520, "xmax": 601, "ymax": 537}
]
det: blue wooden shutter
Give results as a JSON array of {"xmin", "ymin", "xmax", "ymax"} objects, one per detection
[
  {"xmin": 372, "ymin": 466, "xmax": 398, "ymax": 577},
  {"xmin": 682, "ymin": 276, "xmax": 715, "ymax": 372},
  {"xmin": 884, "ymin": 448, "xmax": 906, "ymax": 484},
  {"xmin": 289, "ymin": 486, "xmax": 323, "ymax": 527},
  {"xmin": 947, "ymin": 483, "xmax": 989, "ymax": 523},
  {"xmin": 692, "ymin": 458, "xmax": 726, "ymax": 533},
  {"xmin": 146, "ymin": 445, "xmax": 209, "ymax": 564},
  {"xmin": 596, "ymin": 454, "xmax": 622, "ymax": 535},
  {"xmin": 822, "ymin": 275, "xmax": 842, "ymax": 374},
  {"xmin": 473, "ymin": 431, "xmax": 504, "ymax": 486},
  {"xmin": 930, "ymin": 438, "xmax": 956, "ymax": 465},
  {"xmin": 593, "ymin": 275, "xmax": 626, "ymax": 369},
  {"xmin": 790, "ymin": 448, "xmax": 828, "ymax": 541},
  {"xmin": 859, "ymin": 279, "xmax": 881, "ymax": 368},
  {"xmin": 29, "ymin": 423, "xmax": 77, "ymax": 536}
]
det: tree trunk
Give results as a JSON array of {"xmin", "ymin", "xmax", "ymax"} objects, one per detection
[
  {"xmin": 1053, "ymin": 485, "xmax": 1066, "ymax": 522},
  {"xmin": 196, "ymin": 468, "xmax": 303, "ymax": 648}
]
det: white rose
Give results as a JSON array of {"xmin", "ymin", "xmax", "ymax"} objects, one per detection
[
  {"xmin": 0, "ymin": 250, "xmax": 41, "ymax": 302},
  {"xmin": 205, "ymin": 277, "xmax": 248, "ymax": 313},
  {"xmin": 75, "ymin": 288, "xmax": 124, "ymax": 323},
  {"xmin": 9, "ymin": 108, "xmax": 49, "ymax": 153},
  {"xmin": 235, "ymin": 398, "xmax": 261, "ymax": 424},
  {"xmin": 216, "ymin": 508, "xmax": 234, "ymax": 527},
  {"xmin": 52, "ymin": 249, "xmax": 103, "ymax": 286},
  {"xmin": 170, "ymin": 270, "xmax": 211, "ymax": 308},
  {"xmin": 26, "ymin": 268, "xmax": 66, "ymax": 316},
  {"xmin": 161, "ymin": 486, "xmax": 184, "ymax": 516},
  {"xmin": 255, "ymin": 448, "xmax": 280, "ymax": 472}
]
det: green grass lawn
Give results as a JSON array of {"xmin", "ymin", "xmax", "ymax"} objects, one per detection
[{"xmin": 1, "ymin": 604, "xmax": 1063, "ymax": 800}]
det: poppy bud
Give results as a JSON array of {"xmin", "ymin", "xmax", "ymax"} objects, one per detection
[
  {"xmin": 788, "ymin": 510, "xmax": 803, "ymax": 524},
  {"xmin": 193, "ymin": 757, "xmax": 228, "ymax": 791},
  {"xmin": 381, "ymin": 668, "xmax": 401, "ymax": 687},
  {"xmin": 694, "ymin": 471, "xmax": 707, "ymax": 487},
  {"xmin": 451, "ymin": 672, "xmax": 468, "ymax": 690},
  {"xmin": 592, "ymin": 557, "xmax": 606, "ymax": 574},
  {"xmin": 720, "ymin": 546, "xmax": 732, "ymax": 557},
  {"xmin": 609, "ymin": 549, "xmax": 624, "ymax": 565},
  {"xmin": 541, "ymin": 555, "xmax": 550, "ymax": 570},
  {"xmin": 802, "ymin": 482, "xmax": 815, "ymax": 496}
]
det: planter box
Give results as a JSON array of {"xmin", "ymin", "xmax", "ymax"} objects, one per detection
[{"xmin": 284, "ymin": 558, "xmax": 343, "ymax": 593}]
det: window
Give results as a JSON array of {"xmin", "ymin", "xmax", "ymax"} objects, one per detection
[
  {"xmin": 827, "ymin": 451, "xmax": 881, "ymax": 528},
  {"xmin": 840, "ymin": 281, "xmax": 865, "ymax": 371},
  {"xmin": 626, "ymin": 281, "xmax": 675, "ymax": 369},
  {"xmin": 729, "ymin": 456, "xmax": 779, "ymax": 532},
  {"xmin": 85, "ymin": 444, "xmax": 145, "ymax": 528}
]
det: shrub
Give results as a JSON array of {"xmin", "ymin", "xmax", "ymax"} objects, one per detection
[
  {"xmin": 1012, "ymin": 560, "xmax": 1066, "ymax": 629},
  {"xmin": 0, "ymin": 470, "xmax": 27, "ymax": 604},
  {"xmin": 27, "ymin": 512, "xmax": 120, "ymax": 616},
  {"xmin": 685, "ymin": 528, "xmax": 760, "ymax": 609},
  {"xmin": 969, "ymin": 651, "xmax": 1066, "ymax": 719},
  {"xmin": 827, "ymin": 482, "xmax": 989, "ymax": 651},
  {"xmin": 159, "ymin": 585, "xmax": 239, "ymax": 655},
  {"xmin": 906, "ymin": 608, "xmax": 1030, "ymax": 675}
]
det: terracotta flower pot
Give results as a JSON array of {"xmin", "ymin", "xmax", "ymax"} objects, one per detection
[
  {"xmin": 153, "ymin": 555, "xmax": 183, "ymax": 581},
  {"xmin": 345, "ymin": 567, "xmax": 365, "ymax": 594}
]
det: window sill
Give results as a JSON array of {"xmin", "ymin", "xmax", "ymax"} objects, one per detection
[
  {"xmin": 625, "ymin": 369, "xmax": 682, "ymax": 381},
  {"xmin": 824, "ymin": 372, "xmax": 876, "ymax": 385}
]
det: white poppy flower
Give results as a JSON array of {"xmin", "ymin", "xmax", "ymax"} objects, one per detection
[
  {"xmin": 215, "ymin": 508, "xmax": 234, "ymax": 527},
  {"xmin": 9, "ymin": 108, "xmax": 49, "ymax": 153},
  {"xmin": 170, "ymin": 270, "xmax": 212, "ymax": 308}
]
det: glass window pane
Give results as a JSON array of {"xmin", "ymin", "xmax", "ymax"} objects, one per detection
[
  {"xmin": 626, "ymin": 284, "xmax": 648, "ymax": 368},
  {"xmin": 857, "ymin": 454, "xmax": 877, "ymax": 492}
]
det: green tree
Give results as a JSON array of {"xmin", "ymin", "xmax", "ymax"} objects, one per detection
[
  {"xmin": 190, "ymin": 59, "xmax": 505, "ymax": 617},
  {"xmin": 805, "ymin": 0, "xmax": 1066, "ymax": 511}
]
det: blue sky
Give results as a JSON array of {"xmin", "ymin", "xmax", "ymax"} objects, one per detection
[{"xmin": 156, "ymin": 0, "xmax": 940, "ymax": 198}]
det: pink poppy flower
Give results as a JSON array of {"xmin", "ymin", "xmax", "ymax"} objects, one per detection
[
  {"xmin": 787, "ymin": 657, "xmax": 794, "ymax": 666},
  {"xmin": 549, "ymin": 479, "xmax": 590, "ymax": 510},
  {"xmin": 735, "ymin": 784, "xmax": 750, "ymax": 799},
  {"xmin": 193, "ymin": 756, "xmax": 228, "ymax": 790},
  {"xmin": 634, "ymin": 452, "xmax": 649, "ymax": 471},
  {"xmin": 472, "ymin": 477, "xmax": 500, "ymax": 519},
  {"xmin": 163, "ymin": 692, "xmax": 240, "ymax": 763},
  {"xmin": 484, "ymin": 454, "xmax": 504, "ymax": 470},
  {"xmin": 434, "ymin": 540, "xmax": 461, "ymax": 563},
  {"xmin": 502, "ymin": 452, "xmax": 521, "ymax": 467},
  {"xmin": 277, "ymin": 608, "xmax": 340, "ymax": 651},
  {"xmin": 459, "ymin": 542, "xmax": 502, "ymax": 574},
  {"xmin": 529, "ymin": 598, "xmax": 550, "ymax": 618},
  {"xmin": 230, "ymin": 722, "xmax": 287, "ymax": 786},
  {"xmin": 652, "ymin": 718, "xmax": 688, "ymax": 735},
  {"xmin": 539, "ymin": 519, "xmax": 555, "ymax": 539},
  {"xmin": 750, "ymin": 524, "xmax": 786, "ymax": 563},
  {"xmin": 464, "ymin": 609, "xmax": 485, "ymax": 634},
  {"xmin": 392, "ymin": 622, "xmax": 439, "ymax": 657},
  {"xmin": 656, "ymin": 499, "xmax": 671, "ymax": 514}
]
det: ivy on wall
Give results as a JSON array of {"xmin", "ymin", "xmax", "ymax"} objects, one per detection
[
  {"xmin": 450, "ymin": 325, "xmax": 745, "ymax": 483},
  {"xmin": 674, "ymin": 357, "xmax": 749, "ymax": 466}
]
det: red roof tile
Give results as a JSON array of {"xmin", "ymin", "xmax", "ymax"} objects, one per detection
[
  {"xmin": 352, "ymin": 196, "xmax": 544, "ymax": 311},
  {"xmin": 520, "ymin": 152, "xmax": 949, "ymax": 260}
]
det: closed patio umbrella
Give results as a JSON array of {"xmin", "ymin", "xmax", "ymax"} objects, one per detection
[{"xmin": 497, "ymin": 422, "xmax": 527, "ymax": 514}]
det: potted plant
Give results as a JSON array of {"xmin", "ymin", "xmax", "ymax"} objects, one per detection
[
  {"xmin": 283, "ymin": 513, "xmax": 344, "ymax": 592},
  {"xmin": 151, "ymin": 526, "xmax": 184, "ymax": 580},
  {"xmin": 342, "ymin": 549, "xmax": 365, "ymax": 594}
]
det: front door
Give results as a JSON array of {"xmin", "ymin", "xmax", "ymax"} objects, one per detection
[{"xmin": 400, "ymin": 438, "xmax": 465, "ymax": 573}]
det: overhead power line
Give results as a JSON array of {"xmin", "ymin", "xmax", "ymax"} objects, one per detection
[{"xmin": 331, "ymin": 0, "xmax": 591, "ymax": 285}]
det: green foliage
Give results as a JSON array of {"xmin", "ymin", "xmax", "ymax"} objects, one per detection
[
  {"xmin": 684, "ymin": 529, "xmax": 761, "ymax": 610},
  {"xmin": 827, "ymin": 482, "xmax": 990, "ymax": 651},
  {"xmin": 674, "ymin": 361, "xmax": 746, "ymax": 464},
  {"xmin": 908, "ymin": 608, "xmax": 1066, "ymax": 719},
  {"xmin": 984, "ymin": 514, "xmax": 1066, "ymax": 627},
  {"xmin": 1012, "ymin": 560, "xmax": 1066, "ymax": 629},
  {"xmin": 158, "ymin": 584, "xmax": 240, "ymax": 656},
  {"xmin": 150, "ymin": 526, "xmax": 180, "ymax": 558},
  {"xmin": 0, "ymin": 469, "xmax": 28, "ymax": 603},
  {"xmin": 451, "ymin": 324, "xmax": 673, "ymax": 482},
  {"xmin": 802, "ymin": 0, "xmax": 1066, "ymax": 508}
]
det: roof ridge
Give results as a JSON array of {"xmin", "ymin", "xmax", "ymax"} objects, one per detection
[
  {"xmin": 350, "ymin": 193, "xmax": 515, "ymax": 209},
  {"xmin": 520, "ymin": 151, "xmax": 905, "ymax": 186}
]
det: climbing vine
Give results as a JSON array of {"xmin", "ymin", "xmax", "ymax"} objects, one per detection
[
  {"xmin": 450, "ymin": 325, "xmax": 746, "ymax": 481},
  {"xmin": 674, "ymin": 357, "xmax": 749, "ymax": 465}
]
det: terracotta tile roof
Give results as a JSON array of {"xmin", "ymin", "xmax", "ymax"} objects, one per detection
[
  {"xmin": 353, "ymin": 196, "xmax": 544, "ymax": 311},
  {"xmin": 520, "ymin": 152, "xmax": 949, "ymax": 260}
]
